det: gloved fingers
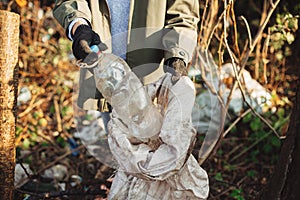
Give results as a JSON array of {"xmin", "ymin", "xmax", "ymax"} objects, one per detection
[
  {"xmin": 169, "ymin": 58, "xmax": 188, "ymax": 76},
  {"xmin": 164, "ymin": 57, "xmax": 188, "ymax": 85},
  {"xmin": 97, "ymin": 42, "xmax": 109, "ymax": 52},
  {"xmin": 72, "ymin": 24, "xmax": 104, "ymax": 60},
  {"xmin": 72, "ymin": 38, "xmax": 92, "ymax": 60},
  {"xmin": 91, "ymin": 31, "xmax": 101, "ymax": 45},
  {"xmin": 79, "ymin": 40, "xmax": 99, "ymax": 65},
  {"xmin": 79, "ymin": 40, "xmax": 93, "ymax": 54}
]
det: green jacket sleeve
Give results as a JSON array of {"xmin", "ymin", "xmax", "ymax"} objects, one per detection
[
  {"xmin": 53, "ymin": 0, "xmax": 92, "ymax": 33},
  {"xmin": 163, "ymin": 0, "xmax": 200, "ymax": 64}
]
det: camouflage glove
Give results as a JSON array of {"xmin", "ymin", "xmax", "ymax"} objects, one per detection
[{"xmin": 165, "ymin": 57, "xmax": 188, "ymax": 84}]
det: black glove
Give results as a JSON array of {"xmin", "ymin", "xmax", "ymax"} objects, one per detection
[
  {"xmin": 165, "ymin": 57, "xmax": 187, "ymax": 83},
  {"xmin": 72, "ymin": 24, "xmax": 107, "ymax": 61}
]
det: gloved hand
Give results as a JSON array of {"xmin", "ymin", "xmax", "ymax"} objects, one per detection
[
  {"xmin": 72, "ymin": 24, "xmax": 107, "ymax": 61},
  {"xmin": 165, "ymin": 57, "xmax": 188, "ymax": 83}
]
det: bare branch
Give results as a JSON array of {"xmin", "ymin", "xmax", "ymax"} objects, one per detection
[
  {"xmin": 223, "ymin": 108, "xmax": 252, "ymax": 137},
  {"xmin": 240, "ymin": 16, "xmax": 253, "ymax": 50},
  {"xmin": 222, "ymin": 0, "xmax": 282, "ymax": 139},
  {"xmin": 241, "ymin": 0, "xmax": 280, "ymax": 68}
]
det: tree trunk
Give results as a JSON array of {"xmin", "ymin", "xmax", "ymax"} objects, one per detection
[
  {"xmin": 259, "ymin": 73, "xmax": 300, "ymax": 199},
  {"xmin": 0, "ymin": 10, "xmax": 20, "ymax": 200}
]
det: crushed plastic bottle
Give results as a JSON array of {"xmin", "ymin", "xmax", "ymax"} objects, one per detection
[{"xmin": 86, "ymin": 46, "xmax": 163, "ymax": 141}]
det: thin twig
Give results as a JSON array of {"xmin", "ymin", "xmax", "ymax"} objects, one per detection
[
  {"xmin": 36, "ymin": 145, "xmax": 85, "ymax": 175},
  {"xmin": 231, "ymin": 3, "xmax": 241, "ymax": 58},
  {"xmin": 54, "ymin": 95, "xmax": 63, "ymax": 132},
  {"xmin": 262, "ymin": 29, "xmax": 271, "ymax": 84},
  {"xmin": 229, "ymin": 115, "xmax": 289, "ymax": 162},
  {"xmin": 19, "ymin": 99, "xmax": 46, "ymax": 118},
  {"xmin": 229, "ymin": 131, "xmax": 270, "ymax": 162},
  {"xmin": 18, "ymin": 79, "xmax": 51, "ymax": 118},
  {"xmin": 223, "ymin": 108, "xmax": 252, "ymax": 137},
  {"xmin": 198, "ymin": 0, "xmax": 209, "ymax": 45},
  {"xmin": 241, "ymin": 0, "xmax": 281, "ymax": 68},
  {"xmin": 205, "ymin": 10, "xmax": 226, "ymax": 52},
  {"xmin": 17, "ymin": 160, "xmax": 32, "ymax": 178},
  {"xmin": 240, "ymin": 16, "xmax": 253, "ymax": 50}
]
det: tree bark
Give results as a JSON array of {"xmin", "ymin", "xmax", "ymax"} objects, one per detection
[
  {"xmin": 0, "ymin": 10, "xmax": 20, "ymax": 200},
  {"xmin": 259, "ymin": 73, "xmax": 300, "ymax": 199}
]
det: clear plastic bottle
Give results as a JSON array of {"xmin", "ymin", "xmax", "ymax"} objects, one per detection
[{"xmin": 89, "ymin": 46, "xmax": 163, "ymax": 140}]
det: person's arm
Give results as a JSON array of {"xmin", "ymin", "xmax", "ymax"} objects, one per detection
[
  {"xmin": 68, "ymin": 18, "xmax": 89, "ymax": 40},
  {"xmin": 163, "ymin": 0, "xmax": 200, "ymax": 64},
  {"xmin": 53, "ymin": 0, "xmax": 92, "ymax": 36},
  {"xmin": 53, "ymin": 0, "xmax": 106, "ymax": 61}
]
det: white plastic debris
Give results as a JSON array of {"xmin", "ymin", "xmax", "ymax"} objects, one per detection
[
  {"xmin": 192, "ymin": 63, "xmax": 273, "ymax": 133},
  {"xmin": 74, "ymin": 118, "xmax": 116, "ymax": 167},
  {"xmin": 42, "ymin": 164, "xmax": 68, "ymax": 181},
  {"xmin": 70, "ymin": 175, "xmax": 82, "ymax": 187},
  {"xmin": 17, "ymin": 86, "xmax": 31, "ymax": 105},
  {"xmin": 221, "ymin": 63, "xmax": 272, "ymax": 115},
  {"xmin": 15, "ymin": 163, "xmax": 33, "ymax": 188}
]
